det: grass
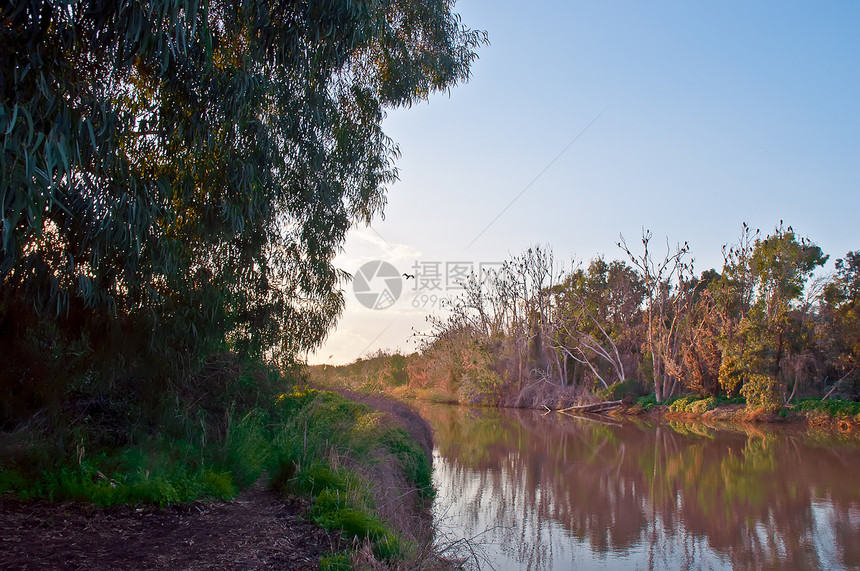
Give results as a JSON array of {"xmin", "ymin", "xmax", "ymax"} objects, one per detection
[
  {"xmin": 0, "ymin": 444, "xmax": 238, "ymax": 507},
  {"xmin": 320, "ymin": 551, "xmax": 353, "ymax": 571},
  {"xmin": 0, "ymin": 361, "xmax": 437, "ymax": 568},
  {"xmin": 267, "ymin": 387, "xmax": 436, "ymax": 564},
  {"xmin": 791, "ymin": 398, "xmax": 860, "ymax": 418},
  {"xmin": 788, "ymin": 398, "xmax": 860, "ymax": 429}
]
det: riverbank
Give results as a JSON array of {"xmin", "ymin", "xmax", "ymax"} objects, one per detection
[
  {"xmin": 386, "ymin": 380, "xmax": 860, "ymax": 435},
  {"xmin": 311, "ymin": 357, "xmax": 860, "ymax": 438},
  {"xmin": 0, "ymin": 378, "xmax": 442, "ymax": 569},
  {"xmin": 380, "ymin": 380, "xmax": 860, "ymax": 435},
  {"xmin": 610, "ymin": 395, "xmax": 860, "ymax": 433}
]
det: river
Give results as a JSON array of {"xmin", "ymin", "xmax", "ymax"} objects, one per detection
[{"xmin": 417, "ymin": 404, "xmax": 860, "ymax": 570}]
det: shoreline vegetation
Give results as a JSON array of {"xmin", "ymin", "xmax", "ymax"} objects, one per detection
[
  {"xmin": 309, "ymin": 355, "xmax": 860, "ymax": 436},
  {"xmin": 0, "ymin": 354, "xmax": 449, "ymax": 570},
  {"xmin": 623, "ymin": 394, "xmax": 860, "ymax": 432}
]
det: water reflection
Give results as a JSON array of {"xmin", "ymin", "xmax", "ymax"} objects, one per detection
[{"xmin": 420, "ymin": 405, "xmax": 860, "ymax": 571}]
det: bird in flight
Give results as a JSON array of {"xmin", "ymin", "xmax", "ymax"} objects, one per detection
[{"xmin": 402, "ymin": 273, "xmax": 415, "ymax": 280}]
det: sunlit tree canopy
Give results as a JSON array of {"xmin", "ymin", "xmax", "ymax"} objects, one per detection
[{"xmin": 0, "ymin": 0, "xmax": 486, "ymax": 378}]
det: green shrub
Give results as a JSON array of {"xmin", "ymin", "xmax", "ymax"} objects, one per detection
[
  {"xmin": 635, "ymin": 394, "xmax": 658, "ymax": 410},
  {"xmin": 669, "ymin": 395, "xmax": 696, "ymax": 412},
  {"xmin": 741, "ymin": 374, "xmax": 781, "ymax": 412},
  {"xmin": 664, "ymin": 395, "xmax": 721, "ymax": 413},
  {"xmin": 599, "ymin": 379, "xmax": 648, "ymax": 401},
  {"xmin": 688, "ymin": 397, "xmax": 716, "ymax": 413}
]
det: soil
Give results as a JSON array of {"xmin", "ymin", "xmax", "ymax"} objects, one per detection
[
  {"xmin": 0, "ymin": 393, "xmax": 437, "ymax": 570},
  {"xmin": 0, "ymin": 479, "xmax": 345, "ymax": 570}
]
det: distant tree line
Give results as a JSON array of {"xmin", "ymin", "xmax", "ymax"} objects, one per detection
[
  {"xmin": 416, "ymin": 224, "xmax": 858, "ymax": 410},
  {"xmin": 312, "ymin": 349, "xmax": 410, "ymax": 393}
]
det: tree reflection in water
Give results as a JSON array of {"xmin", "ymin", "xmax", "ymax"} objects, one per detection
[{"xmin": 421, "ymin": 405, "xmax": 860, "ymax": 571}]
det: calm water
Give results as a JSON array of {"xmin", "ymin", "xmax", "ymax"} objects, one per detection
[{"xmin": 418, "ymin": 404, "xmax": 860, "ymax": 571}]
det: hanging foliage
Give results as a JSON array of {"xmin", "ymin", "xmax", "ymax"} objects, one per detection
[{"xmin": 0, "ymin": 0, "xmax": 486, "ymax": 388}]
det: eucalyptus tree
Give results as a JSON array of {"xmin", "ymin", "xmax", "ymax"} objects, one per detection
[
  {"xmin": 717, "ymin": 224, "xmax": 828, "ymax": 409},
  {"xmin": 709, "ymin": 224, "xmax": 761, "ymax": 396},
  {"xmin": 820, "ymin": 251, "xmax": 860, "ymax": 395},
  {"xmin": 0, "ymin": 1, "xmax": 485, "ymax": 402}
]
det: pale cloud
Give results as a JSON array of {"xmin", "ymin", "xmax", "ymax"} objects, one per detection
[
  {"xmin": 308, "ymin": 304, "xmax": 427, "ymax": 365},
  {"xmin": 334, "ymin": 226, "xmax": 422, "ymax": 275}
]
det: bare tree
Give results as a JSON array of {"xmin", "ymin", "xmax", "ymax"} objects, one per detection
[
  {"xmin": 549, "ymin": 264, "xmax": 627, "ymax": 389},
  {"xmin": 619, "ymin": 230, "xmax": 693, "ymax": 401}
]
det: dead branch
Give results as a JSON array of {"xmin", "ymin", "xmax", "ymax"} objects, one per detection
[{"xmin": 555, "ymin": 399, "xmax": 623, "ymax": 414}]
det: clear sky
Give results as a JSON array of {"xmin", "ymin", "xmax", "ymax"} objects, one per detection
[{"xmin": 308, "ymin": 0, "xmax": 860, "ymax": 365}]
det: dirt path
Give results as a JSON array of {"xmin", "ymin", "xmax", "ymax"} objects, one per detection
[{"xmin": 0, "ymin": 480, "xmax": 343, "ymax": 570}]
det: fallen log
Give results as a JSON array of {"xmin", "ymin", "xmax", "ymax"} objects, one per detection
[{"xmin": 556, "ymin": 400, "xmax": 623, "ymax": 414}]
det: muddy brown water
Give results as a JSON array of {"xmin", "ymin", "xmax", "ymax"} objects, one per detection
[{"xmin": 419, "ymin": 404, "xmax": 860, "ymax": 571}]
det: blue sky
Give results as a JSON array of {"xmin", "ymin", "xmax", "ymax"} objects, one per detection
[{"xmin": 309, "ymin": 1, "xmax": 860, "ymax": 365}]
